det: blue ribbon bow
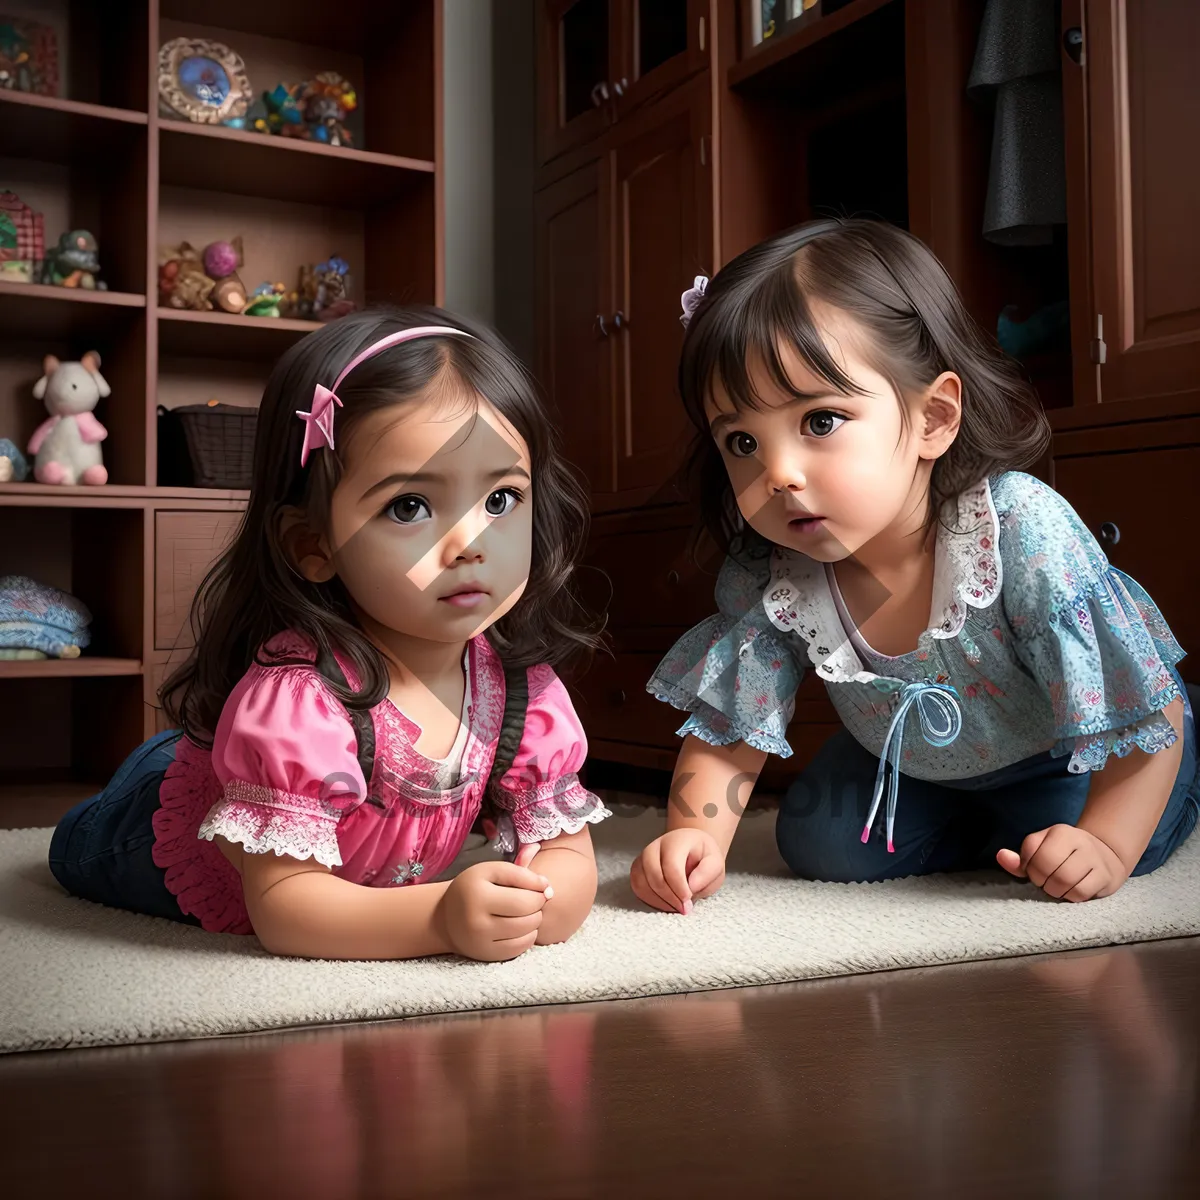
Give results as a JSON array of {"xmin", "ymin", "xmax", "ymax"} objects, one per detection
[{"xmin": 862, "ymin": 680, "xmax": 963, "ymax": 854}]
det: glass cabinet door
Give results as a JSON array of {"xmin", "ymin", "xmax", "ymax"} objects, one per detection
[
  {"xmin": 539, "ymin": 0, "xmax": 619, "ymax": 162},
  {"xmin": 615, "ymin": 0, "xmax": 707, "ymax": 117}
]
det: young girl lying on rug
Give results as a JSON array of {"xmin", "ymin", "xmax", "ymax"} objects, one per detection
[
  {"xmin": 49, "ymin": 309, "xmax": 611, "ymax": 960},
  {"xmin": 632, "ymin": 219, "xmax": 1200, "ymax": 912}
]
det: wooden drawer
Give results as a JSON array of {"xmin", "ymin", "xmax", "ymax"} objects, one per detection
[
  {"xmin": 154, "ymin": 511, "xmax": 241, "ymax": 651},
  {"xmin": 1053, "ymin": 444, "xmax": 1199, "ymax": 681},
  {"xmin": 569, "ymin": 651, "xmax": 685, "ymax": 750},
  {"xmin": 583, "ymin": 524, "xmax": 720, "ymax": 632}
]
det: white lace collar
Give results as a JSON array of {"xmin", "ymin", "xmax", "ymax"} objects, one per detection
[{"xmin": 760, "ymin": 477, "xmax": 1002, "ymax": 683}]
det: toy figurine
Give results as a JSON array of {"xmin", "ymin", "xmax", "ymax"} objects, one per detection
[
  {"xmin": 203, "ymin": 237, "xmax": 248, "ymax": 313},
  {"xmin": 0, "ymin": 190, "xmax": 43, "ymax": 283},
  {"xmin": 299, "ymin": 72, "xmax": 357, "ymax": 146},
  {"xmin": 28, "ymin": 353, "xmax": 109, "ymax": 486},
  {"xmin": 314, "ymin": 256, "xmax": 355, "ymax": 321},
  {"xmin": 262, "ymin": 82, "xmax": 305, "ymax": 135},
  {"xmin": 160, "ymin": 242, "xmax": 214, "ymax": 310},
  {"xmin": 39, "ymin": 229, "xmax": 106, "ymax": 289},
  {"xmin": 244, "ymin": 281, "xmax": 284, "ymax": 318}
]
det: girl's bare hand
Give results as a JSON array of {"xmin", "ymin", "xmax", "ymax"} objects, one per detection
[
  {"xmin": 630, "ymin": 828, "xmax": 726, "ymax": 914},
  {"xmin": 997, "ymin": 824, "xmax": 1131, "ymax": 902},
  {"xmin": 436, "ymin": 861, "xmax": 553, "ymax": 960}
]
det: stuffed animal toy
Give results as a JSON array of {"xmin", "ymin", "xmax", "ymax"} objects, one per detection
[
  {"xmin": 27, "ymin": 352, "xmax": 109, "ymax": 485},
  {"xmin": 39, "ymin": 229, "xmax": 106, "ymax": 289},
  {"xmin": 203, "ymin": 236, "xmax": 248, "ymax": 313},
  {"xmin": 0, "ymin": 436, "xmax": 29, "ymax": 483},
  {"xmin": 160, "ymin": 242, "xmax": 214, "ymax": 310}
]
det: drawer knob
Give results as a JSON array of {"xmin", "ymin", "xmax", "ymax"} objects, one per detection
[
  {"xmin": 665, "ymin": 569, "xmax": 680, "ymax": 586},
  {"xmin": 609, "ymin": 688, "xmax": 627, "ymax": 706},
  {"xmin": 1099, "ymin": 521, "xmax": 1121, "ymax": 547}
]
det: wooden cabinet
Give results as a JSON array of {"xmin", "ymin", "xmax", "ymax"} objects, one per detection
[
  {"xmin": 536, "ymin": 76, "xmax": 712, "ymax": 512},
  {"xmin": 538, "ymin": 0, "xmax": 708, "ymax": 165},
  {"xmin": 1064, "ymin": 0, "xmax": 1200, "ymax": 421},
  {"xmin": 154, "ymin": 511, "xmax": 242, "ymax": 652}
]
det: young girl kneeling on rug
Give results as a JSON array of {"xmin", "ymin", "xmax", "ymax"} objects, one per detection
[
  {"xmin": 632, "ymin": 219, "xmax": 1200, "ymax": 912},
  {"xmin": 49, "ymin": 309, "xmax": 611, "ymax": 960}
]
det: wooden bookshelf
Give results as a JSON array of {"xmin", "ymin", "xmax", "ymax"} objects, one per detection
[{"xmin": 0, "ymin": 0, "xmax": 443, "ymax": 792}]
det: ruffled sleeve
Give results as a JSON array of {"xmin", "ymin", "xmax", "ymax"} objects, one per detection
[
  {"xmin": 491, "ymin": 664, "xmax": 612, "ymax": 845},
  {"xmin": 645, "ymin": 539, "xmax": 807, "ymax": 757},
  {"xmin": 201, "ymin": 663, "xmax": 365, "ymax": 867},
  {"xmin": 995, "ymin": 471, "xmax": 1185, "ymax": 773}
]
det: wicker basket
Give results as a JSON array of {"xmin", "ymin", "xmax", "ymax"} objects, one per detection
[{"xmin": 157, "ymin": 402, "xmax": 257, "ymax": 489}]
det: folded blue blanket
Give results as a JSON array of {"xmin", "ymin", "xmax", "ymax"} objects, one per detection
[{"xmin": 0, "ymin": 575, "xmax": 92, "ymax": 657}]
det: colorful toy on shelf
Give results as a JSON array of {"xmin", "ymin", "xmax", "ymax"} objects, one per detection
[
  {"xmin": 28, "ymin": 353, "xmax": 109, "ymax": 486},
  {"xmin": 262, "ymin": 81, "xmax": 305, "ymax": 135},
  {"xmin": 159, "ymin": 242, "xmax": 214, "ymax": 310},
  {"xmin": 0, "ymin": 15, "xmax": 59, "ymax": 96},
  {"xmin": 203, "ymin": 236, "xmax": 248, "ymax": 313},
  {"xmin": 158, "ymin": 37, "xmax": 253, "ymax": 125},
  {"xmin": 38, "ymin": 229, "xmax": 106, "ymax": 289},
  {"xmin": 245, "ymin": 281, "xmax": 285, "ymax": 318},
  {"xmin": 0, "ymin": 436, "xmax": 28, "ymax": 483},
  {"xmin": 314, "ymin": 256, "xmax": 355, "ymax": 321},
  {"xmin": 223, "ymin": 94, "xmax": 270, "ymax": 134},
  {"xmin": 0, "ymin": 575, "xmax": 92, "ymax": 660},
  {"xmin": 279, "ymin": 263, "xmax": 318, "ymax": 320},
  {"xmin": 0, "ymin": 189, "xmax": 43, "ymax": 283},
  {"xmin": 299, "ymin": 72, "xmax": 357, "ymax": 146}
]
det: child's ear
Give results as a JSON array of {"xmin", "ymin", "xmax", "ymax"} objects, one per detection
[
  {"xmin": 916, "ymin": 371, "xmax": 962, "ymax": 460},
  {"xmin": 278, "ymin": 506, "xmax": 337, "ymax": 583}
]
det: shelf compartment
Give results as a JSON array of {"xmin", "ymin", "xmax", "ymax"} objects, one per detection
[
  {"xmin": 158, "ymin": 120, "xmax": 434, "ymax": 208},
  {"xmin": 0, "ymin": 506, "xmax": 143, "ymax": 661},
  {"xmin": 730, "ymin": 0, "xmax": 903, "ymax": 101},
  {"xmin": 0, "ymin": 91, "xmax": 147, "ymax": 163},
  {"xmin": 157, "ymin": 308, "xmax": 322, "ymax": 360}
]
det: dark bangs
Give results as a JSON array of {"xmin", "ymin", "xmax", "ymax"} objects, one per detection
[{"xmin": 677, "ymin": 218, "xmax": 1051, "ymax": 558}]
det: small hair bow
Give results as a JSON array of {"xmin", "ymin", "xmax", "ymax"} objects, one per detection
[
  {"xmin": 680, "ymin": 275, "xmax": 709, "ymax": 327},
  {"xmin": 295, "ymin": 325, "xmax": 473, "ymax": 467}
]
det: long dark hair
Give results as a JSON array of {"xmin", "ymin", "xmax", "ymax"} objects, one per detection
[
  {"xmin": 678, "ymin": 218, "xmax": 1051, "ymax": 556},
  {"xmin": 162, "ymin": 306, "xmax": 604, "ymax": 745}
]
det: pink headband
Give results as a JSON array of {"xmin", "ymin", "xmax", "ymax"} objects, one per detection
[{"xmin": 296, "ymin": 325, "xmax": 474, "ymax": 466}]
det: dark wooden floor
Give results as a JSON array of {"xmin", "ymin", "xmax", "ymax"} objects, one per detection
[{"xmin": 1, "ymin": 937, "xmax": 1197, "ymax": 1199}]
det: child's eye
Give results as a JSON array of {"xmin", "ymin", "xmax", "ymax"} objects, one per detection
[
  {"xmin": 724, "ymin": 431, "xmax": 758, "ymax": 458},
  {"xmin": 484, "ymin": 487, "xmax": 523, "ymax": 517},
  {"xmin": 806, "ymin": 411, "xmax": 846, "ymax": 438},
  {"xmin": 386, "ymin": 495, "xmax": 431, "ymax": 524}
]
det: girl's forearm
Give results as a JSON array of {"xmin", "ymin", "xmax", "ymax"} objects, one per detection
[
  {"xmin": 248, "ymin": 870, "xmax": 454, "ymax": 961},
  {"xmin": 525, "ymin": 843, "xmax": 597, "ymax": 943},
  {"xmin": 1077, "ymin": 697, "xmax": 1185, "ymax": 871},
  {"xmin": 666, "ymin": 735, "xmax": 768, "ymax": 855}
]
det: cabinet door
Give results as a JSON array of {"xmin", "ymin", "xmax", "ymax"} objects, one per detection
[
  {"xmin": 1079, "ymin": 0, "xmax": 1200, "ymax": 416},
  {"xmin": 154, "ymin": 511, "xmax": 241, "ymax": 651},
  {"xmin": 535, "ymin": 159, "xmax": 616, "ymax": 499},
  {"xmin": 613, "ymin": 0, "xmax": 709, "ymax": 119},
  {"xmin": 1052, "ymin": 435, "xmax": 1200, "ymax": 683},
  {"xmin": 538, "ymin": 0, "xmax": 622, "ymax": 163},
  {"xmin": 610, "ymin": 80, "xmax": 710, "ymax": 502}
]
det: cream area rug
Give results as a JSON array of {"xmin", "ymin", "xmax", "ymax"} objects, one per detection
[{"xmin": 2, "ymin": 803, "xmax": 1199, "ymax": 1053}]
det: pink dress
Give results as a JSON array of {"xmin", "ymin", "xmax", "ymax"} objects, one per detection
[{"xmin": 150, "ymin": 631, "xmax": 611, "ymax": 934}]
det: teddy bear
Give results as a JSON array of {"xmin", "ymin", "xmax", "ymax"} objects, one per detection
[{"xmin": 27, "ymin": 352, "xmax": 110, "ymax": 486}]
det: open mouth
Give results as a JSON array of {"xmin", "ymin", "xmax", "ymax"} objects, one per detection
[{"xmin": 788, "ymin": 515, "xmax": 825, "ymax": 533}]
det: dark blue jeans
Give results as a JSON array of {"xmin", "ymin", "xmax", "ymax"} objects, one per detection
[
  {"xmin": 777, "ymin": 683, "xmax": 1200, "ymax": 884},
  {"xmin": 47, "ymin": 728, "xmax": 200, "ymax": 924}
]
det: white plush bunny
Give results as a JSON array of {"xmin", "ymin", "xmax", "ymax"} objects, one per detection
[{"xmin": 28, "ymin": 352, "xmax": 110, "ymax": 486}]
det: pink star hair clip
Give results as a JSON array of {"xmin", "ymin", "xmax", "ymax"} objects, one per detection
[
  {"xmin": 680, "ymin": 275, "xmax": 708, "ymax": 327},
  {"xmin": 296, "ymin": 325, "xmax": 474, "ymax": 466}
]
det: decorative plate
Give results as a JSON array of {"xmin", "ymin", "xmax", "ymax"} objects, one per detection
[{"xmin": 157, "ymin": 37, "xmax": 252, "ymax": 125}]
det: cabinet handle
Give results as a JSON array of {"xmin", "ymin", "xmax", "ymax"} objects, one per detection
[
  {"xmin": 590, "ymin": 81, "xmax": 610, "ymax": 107},
  {"xmin": 1099, "ymin": 521, "xmax": 1121, "ymax": 547},
  {"xmin": 1062, "ymin": 26, "xmax": 1084, "ymax": 66},
  {"xmin": 612, "ymin": 310, "xmax": 627, "ymax": 331},
  {"xmin": 595, "ymin": 314, "xmax": 609, "ymax": 338},
  {"xmin": 610, "ymin": 688, "xmax": 627, "ymax": 706},
  {"xmin": 612, "ymin": 77, "xmax": 628, "ymax": 96},
  {"xmin": 665, "ymin": 569, "xmax": 680, "ymax": 586}
]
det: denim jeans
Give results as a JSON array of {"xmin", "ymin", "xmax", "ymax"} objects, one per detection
[
  {"xmin": 777, "ymin": 682, "xmax": 1200, "ymax": 884},
  {"xmin": 47, "ymin": 728, "xmax": 200, "ymax": 924}
]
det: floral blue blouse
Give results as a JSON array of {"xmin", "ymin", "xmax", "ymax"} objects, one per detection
[{"xmin": 647, "ymin": 472, "xmax": 1185, "ymax": 781}]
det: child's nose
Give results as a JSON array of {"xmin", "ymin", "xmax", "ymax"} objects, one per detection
[{"xmin": 762, "ymin": 449, "xmax": 807, "ymax": 494}]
